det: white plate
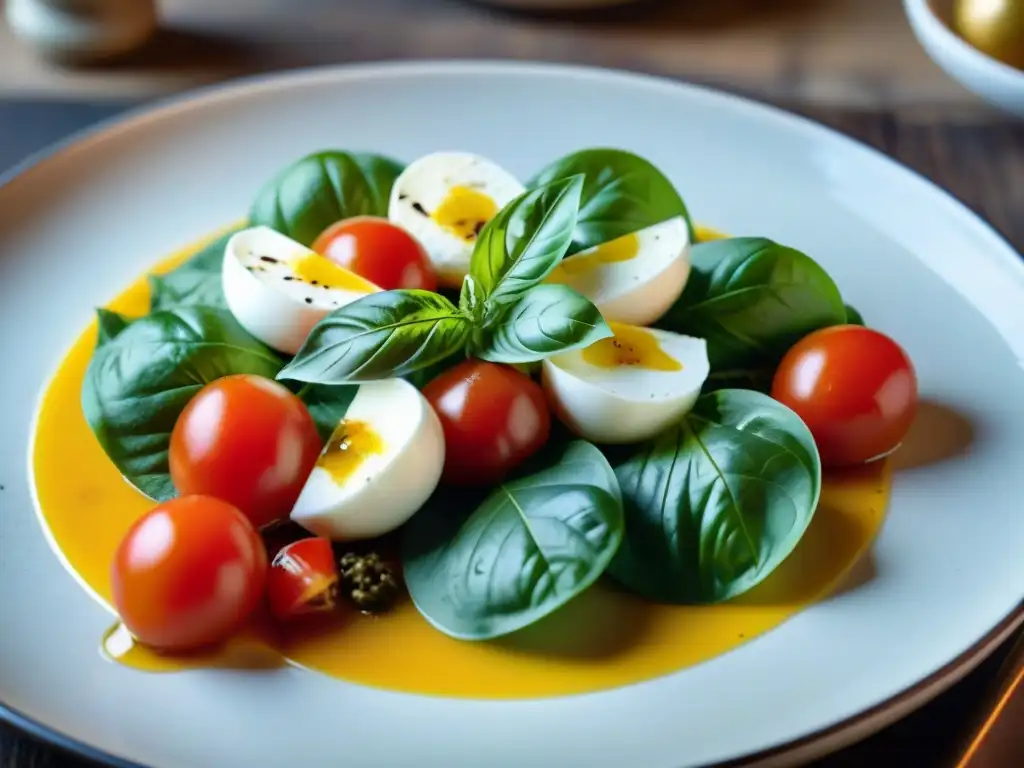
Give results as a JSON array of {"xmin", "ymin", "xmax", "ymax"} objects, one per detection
[{"xmin": 1, "ymin": 61, "xmax": 1023, "ymax": 768}]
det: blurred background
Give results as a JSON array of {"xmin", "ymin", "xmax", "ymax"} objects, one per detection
[{"xmin": 0, "ymin": 0, "xmax": 1014, "ymax": 114}]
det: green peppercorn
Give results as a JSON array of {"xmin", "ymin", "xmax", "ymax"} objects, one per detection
[{"xmin": 338, "ymin": 552, "xmax": 401, "ymax": 613}]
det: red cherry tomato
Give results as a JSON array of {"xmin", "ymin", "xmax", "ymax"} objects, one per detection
[
  {"xmin": 771, "ymin": 325, "xmax": 918, "ymax": 467},
  {"xmin": 266, "ymin": 538, "xmax": 339, "ymax": 622},
  {"xmin": 422, "ymin": 360, "xmax": 551, "ymax": 486},
  {"xmin": 312, "ymin": 216, "xmax": 438, "ymax": 291},
  {"xmin": 169, "ymin": 374, "xmax": 323, "ymax": 529},
  {"xmin": 111, "ymin": 495, "xmax": 268, "ymax": 652}
]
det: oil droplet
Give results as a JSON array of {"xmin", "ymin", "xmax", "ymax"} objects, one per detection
[
  {"xmin": 101, "ymin": 622, "xmax": 285, "ymax": 673},
  {"xmin": 582, "ymin": 323, "xmax": 682, "ymax": 372},
  {"xmin": 550, "ymin": 232, "xmax": 641, "ymax": 280},
  {"xmin": 693, "ymin": 224, "xmax": 729, "ymax": 242},
  {"xmin": 290, "ymin": 254, "xmax": 379, "ymax": 292},
  {"xmin": 431, "ymin": 185, "xmax": 498, "ymax": 241},
  {"xmin": 320, "ymin": 420, "xmax": 386, "ymax": 487}
]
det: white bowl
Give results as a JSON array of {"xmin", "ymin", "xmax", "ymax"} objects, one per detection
[{"xmin": 905, "ymin": 0, "xmax": 1024, "ymax": 116}]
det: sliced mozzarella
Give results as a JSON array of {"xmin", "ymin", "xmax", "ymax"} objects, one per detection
[
  {"xmin": 222, "ymin": 226, "xmax": 379, "ymax": 355},
  {"xmin": 541, "ymin": 323, "xmax": 709, "ymax": 445},
  {"xmin": 388, "ymin": 152, "xmax": 525, "ymax": 287},
  {"xmin": 290, "ymin": 379, "xmax": 445, "ymax": 541},
  {"xmin": 546, "ymin": 216, "xmax": 691, "ymax": 326}
]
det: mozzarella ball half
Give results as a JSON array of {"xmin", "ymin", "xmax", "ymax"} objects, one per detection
[
  {"xmin": 546, "ymin": 216, "xmax": 691, "ymax": 326},
  {"xmin": 541, "ymin": 323, "xmax": 710, "ymax": 444},
  {"xmin": 222, "ymin": 226, "xmax": 380, "ymax": 355},
  {"xmin": 290, "ymin": 379, "xmax": 445, "ymax": 541},
  {"xmin": 388, "ymin": 152, "xmax": 525, "ymax": 287}
]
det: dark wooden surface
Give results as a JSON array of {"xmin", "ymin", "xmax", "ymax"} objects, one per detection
[{"xmin": 0, "ymin": 98, "xmax": 1021, "ymax": 768}]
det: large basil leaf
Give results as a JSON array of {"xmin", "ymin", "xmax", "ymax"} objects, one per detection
[
  {"xmin": 148, "ymin": 228, "xmax": 243, "ymax": 312},
  {"xmin": 470, "ymin": 284, "xmax": 611, "ymax": 364},
  {"xmin": 527, "ymin": 148, "xmax": 691, "ymax": 255},
  {"xmin": 82, "ymin": 306, "xmax": 284, "ymax": 501},
  {"xmin": 250, "ymin": 151, "xmax": 403, "ymax": 246},
  {"xmin": 658, "ymin": 237, "xmax": 846, "ymax": 375},
  {"xmin": 402, "ymin": 441, "xmax": 624, "ymax": 640},
  {"xmin": 277, "ymin": 289, "xmax": 471, "ymax": 384},
  {"xmin": 469, "ymin": 176, "xmax": 583, "ymax": 310},
  {"xmin": 608, "ymin": 389, "xmax": 821, "ymax": 604}
]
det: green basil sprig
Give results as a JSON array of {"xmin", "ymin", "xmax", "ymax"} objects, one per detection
[
  {"xmin": 467, "ymin": 175, "xmax": 584, "ymax": 311},
  {"xmin": 82, "ymin": 306, "xmax": 284, "ymax": 501},
  {"xmin": 528, "ymin": 147, "xmax": 691, "ymax": 255},
  {"xmin": 277, "ymin": 290, "xmax": 471, "ymax": 384},
  {"xmin": 280, "ymin": 177, "xmax": 613, "ymax": 384},
  {"xmin": 469, "ymin": 283, "xmax": 610, "ymax": 364},
  {"xmin": 608, "ymin": 389, "xmax": 821, "ymax": 604},
  {"xmin": 250, "ymin": 151, "xmax": 403, "ymax": 246},
  {"xmin": 402, "ymin": 440, "xmax": 624, "ymax": 640}
]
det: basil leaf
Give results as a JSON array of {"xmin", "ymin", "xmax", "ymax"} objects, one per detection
[
  {"xmin": 470, "ymin": 284, "xmax": 612, "ymax": 364},
  {"xmin": 658, "ymin": 237, "xmax": 847, "ymax": 371},
  {"xmin": 82, "ymin": 307, "xmax": 284, "ymax": 501},
  {"xmin": 277, "ymin": 289, "xmax": 471, "ymax": 384},
  {"xmin": 608, "ymin": 389, "xmax": 821, "ymax": 604},
  {"xmin": 528, "ymin": 148, "xmax": 691, "ymax": 255},
  {"xmin": 296, "ymin": 383, "xmax": 359, "ymax": 443},
  {"xmin": 250, "ymin": 151, "xmax": 403, "ymax": 246},
  {"xmin": 470, "ymin": 176, "xmax": 583, "ymax": 310},
  {"xmin": 148, "ymin": 228, "xmax": 242, "ymax": 312},
  {"xmin": 95, "ymin": 309, "xmax": 131, "ymax": 347},
  {"xmin": 402, "ymin": 441, "xmax": 624, "ymax": 640},
  {"xmin": 845, "ymin": 304, "xmax": 865, "ymax": 326}
]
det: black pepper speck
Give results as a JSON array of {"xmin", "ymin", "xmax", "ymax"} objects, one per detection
[
  {"xmin": 283, "ymin": 276, "xmax": 295, "ymax": 281},
  {"xmin": 259, "ymin": 256, "xmax": 279, "ymax": 264},
  {"xmin": 412, "ymin": 202, "xmax": 428, "ymax": 216},
  {"xmin": 305, "ymin": 297, "xmax": 313, "ymax": 304}
]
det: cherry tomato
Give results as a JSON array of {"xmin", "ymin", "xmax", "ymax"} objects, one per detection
[
  {"xmin": 312, "ymin": 216, "xmax": 438, "ymax": 291},
  {"xmin": 266, "ymin": 538, "xmax": 339, "ymax": 622},
  {"xmin": 111, "ymin": 495, "xmax": 268, "ymax": 652},
  {"xmin": 169, "ymin": 374, "xmax": 323, "ymax": 529},
  {"xmin": 771, "ymin": 325, "xmax": 918, "ymax": 467},
  {"xmin": 422, "ymin": 360, "xmax": 551, "ymax": 486}
]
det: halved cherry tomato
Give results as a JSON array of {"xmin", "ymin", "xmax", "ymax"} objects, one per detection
[
  {"xmin": 266, "ymin": 538, "xmax": 339, "ymax": 622},
  {"xmin": 771, "ymin": 325, "xmax": 918, "ymax": 467},
  {"xmin": 169, "ymin": 374, "xmax": 323, "ymax": 529},
  {"xmin": 111, "ymin": 495, "xmax": 268, "ymax": 652},
  {"xmin": 422, "ymin": 359, "xmax": 551, "ymax": 486},
  {"xmin": 312, "ymin": 216, "xmax": 438, "ymax": 291}
]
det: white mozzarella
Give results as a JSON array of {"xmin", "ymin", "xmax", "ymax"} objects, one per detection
[
  {"xmin": 541, "ymin": 323, "xmax": 709, "ymax": 445},
  {"xmin": 546, "ymin": 216, "xmax": 691, "ymax": 326},
  {"xmin": 222, "ymin": 226, "xmax": 379, "ymax": 355},
  {"xmin": 388, "ymin": 152, "xmax": 525, "ymax": 286},
  {"xmin": 290, "ymin": 379, "xmax": 445, "ymax": 541}
]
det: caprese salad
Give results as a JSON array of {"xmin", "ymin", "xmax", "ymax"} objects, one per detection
[{"xmin": 83, "ymin": 147, "xmax": 919, "ymax": 653}]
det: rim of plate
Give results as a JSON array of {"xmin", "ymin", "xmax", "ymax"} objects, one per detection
[{"xmin": 2, "ymin": 59, "xmax": 1022, "ymax": 768}]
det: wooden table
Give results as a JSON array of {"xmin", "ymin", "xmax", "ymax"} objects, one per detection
[
  {"xmin": 0, "ymin": 0, "xmax": 1003, "ymax": 113},
  {"xmin": 1, "ymin": 1, "xmax": 1022, "ymax": 764}
]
